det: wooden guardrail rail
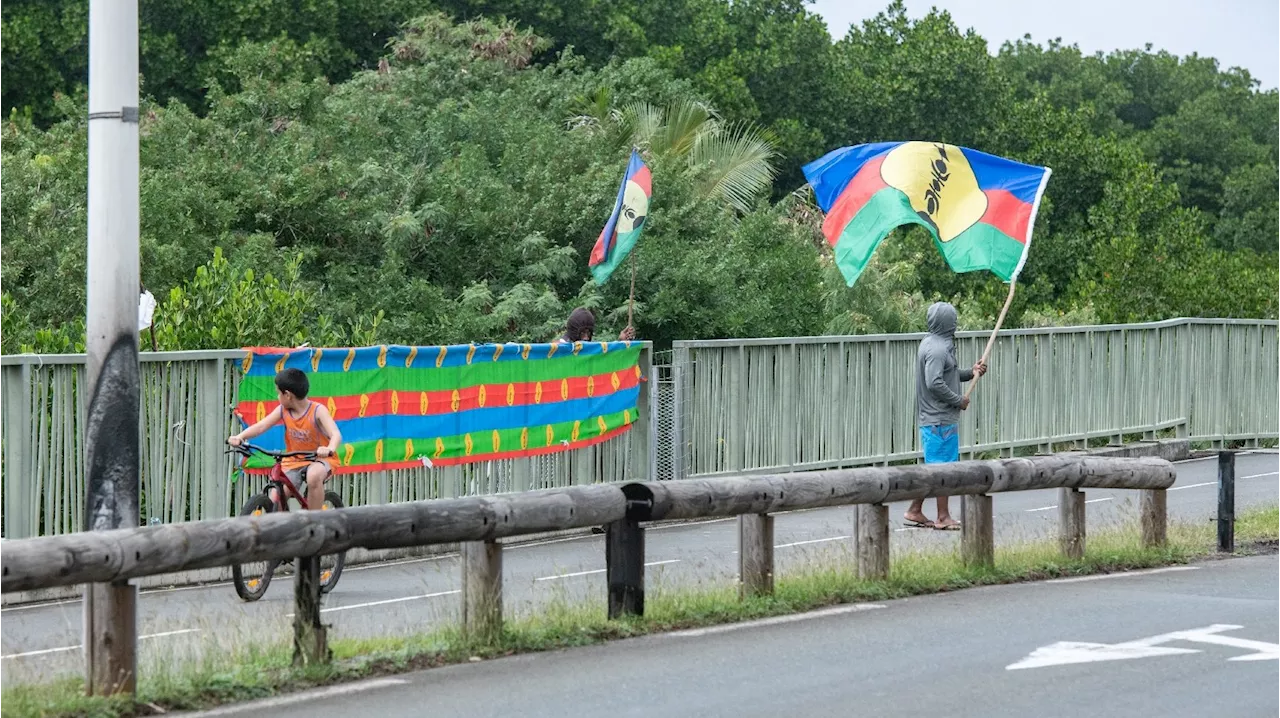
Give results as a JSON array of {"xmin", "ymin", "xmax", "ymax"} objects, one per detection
[{"xmin": 0, "ymin": 455, "xmax": 1175, "ymax": 694}]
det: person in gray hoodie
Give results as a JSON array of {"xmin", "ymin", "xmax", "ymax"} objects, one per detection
[{"xmin": 905, "ymin": 302, "xmax": 986, "ymax": 530}]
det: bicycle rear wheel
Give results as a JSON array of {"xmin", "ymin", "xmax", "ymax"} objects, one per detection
[
  {"xmin": 232, "ymin": 494, "xmax": 278, "ymax": 601},
  {"xmin": 318, "ymin": 490, "xmax": 346, "ymax": 594}
]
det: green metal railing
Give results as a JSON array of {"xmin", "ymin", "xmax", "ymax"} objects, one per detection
[
  {"xmin": 670, "ymin": 319, "xmax": 1277, "ymax": 478},
  {"xmin": 2, "ymin": 320, "xmax": 1274, "ymax": 538},
  {"xmin": 0, "ymin": 347, "xmax": 655, "ymax": 539}
]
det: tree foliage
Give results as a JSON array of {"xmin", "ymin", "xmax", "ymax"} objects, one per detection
[{"xmin": 1, "ymin": 4, "xmax": 1276, "ymax": 355}]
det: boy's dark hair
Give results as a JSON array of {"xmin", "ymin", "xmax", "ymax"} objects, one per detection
[{"xmin": 275, "ymin": 368, "xmax": 310, "ymax": 399}]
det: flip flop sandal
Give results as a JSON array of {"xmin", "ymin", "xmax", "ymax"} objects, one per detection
[
  {"xmin": 903, "ymin": 520, "xmax": 935, "ymax": 529},
  {"xmin": 932, "ymin": 522, "xmax": 962, "ymax": 531}
]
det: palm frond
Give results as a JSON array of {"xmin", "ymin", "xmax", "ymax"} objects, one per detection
[
  {"xmin": 689, "ymin": 121, "xmax": 778, "ymax": 213},
  {"xmin": 565, "ymin": 87, "xmax": 613, "ymax": 133},
  {"xmin": 654, "ymin": 99, "xmax": 714, "ymax": 157},
  {"xmin": 617, "ymin": 101, "xmax": 664, "ymax": 152}
]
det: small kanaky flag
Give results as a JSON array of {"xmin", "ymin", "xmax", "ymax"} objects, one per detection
[{"xmin": 589, "ymin": 150, "xmax": 651, "ymax": 284}]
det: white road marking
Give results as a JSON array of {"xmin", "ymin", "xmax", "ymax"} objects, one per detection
[
  {"xmin": 1046, "ymin": 566, "xmax": 1199, "ymax": 584},
  {"xmin": 285, "ymin": 590, "xmax": 461, "ymax": 617},
  {"xmin": 774, "ymin": 536, "xmax": 850, "ymax": 549},
  {"xmin": 2, "ymin": 628, "xmax": 200, "ymax": 660},
  {"xmin": 345, "ymin": 552, "xmax": 456, "ymax": 570},
  {"xmin": 1168, "ymin": 481, "xmax": 1215, "ymax": 492},
  {"xmin": 1008, "ymin": 640, "xmax": 1200, "ymax": 669},
  {"xmin": 184, "ymin": 678, "xmax": 409, "ymax": 716},
  {"xmin": 1174, "ymin": 626, "xmax": 1280, "ymax": 661},
  {"xmin": 534, "ymin": 568, "xmax": 605, "ymax": 581},
  {"xmin": 534, "ymin": 560, "xmax": 681, "ymax": 582},
  {"xmin": 1007, "ymin": 624, "xmax": 1279, "ymax": 670},
  {"xmin": 648, "ymin": 517, "xmax": 736, "ymax": 531},
  {"xmin": 1025, "ymin": 496, "xmax": 1114, "ymax": 512},
  {"xmin": 668, "ymin": 603, "xmax": 886, "ymax": 638},
  {"xmin": 1241, "ymin": 472, "xmax": 1279, "ymax": 480}
]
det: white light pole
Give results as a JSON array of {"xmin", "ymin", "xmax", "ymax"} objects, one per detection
[{"xmin": 83, "ymin": 0, "xmax": 140, "ymax": 696}]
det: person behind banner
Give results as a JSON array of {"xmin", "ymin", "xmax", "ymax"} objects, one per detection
[
  {"xmin": 559, "ymin": 307, "xmax": 635, "ymax": 343},
  {"xmin": 905, "ymin": 302, "xmax": 986, "ymax": 530},
  {"xmin": 559, "ymin": 307, "xmax": 634, "ymax": 535},
  {"xmin": 228, "ymin": 368, "xmax": 341, "ymax": 507}
]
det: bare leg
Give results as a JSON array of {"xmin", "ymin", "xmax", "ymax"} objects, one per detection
[
  {"xmin": 904, "ymin": 499, "xmax": 932, "ymax": 526},
  {"xmin": 304, "ymin": 462, "xmax": 331, "ymax": 509},
  {"xmin": 934, "ymin": 496, "xmax": 960, "ymax": 529}
]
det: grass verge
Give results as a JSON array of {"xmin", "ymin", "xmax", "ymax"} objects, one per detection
[{"xmin": 4, "ymin": 505, "xmax": 1277, "ymax": 718}]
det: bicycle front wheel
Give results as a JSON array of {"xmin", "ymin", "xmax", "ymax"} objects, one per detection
[
  {"xmin": 232, "ymin": 494, "xmax": 278, "ymax": 601},
  {"xmin": 318, "ymin": 490, "xmax": 346, "ymax": 594}
]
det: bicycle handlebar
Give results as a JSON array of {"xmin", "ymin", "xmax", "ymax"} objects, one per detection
[{"xmin": 227, "ymin": 441, "xmax": 320, "ymax": 462}]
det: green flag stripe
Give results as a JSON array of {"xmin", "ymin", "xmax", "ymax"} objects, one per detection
[{"xmin": 834, "ymin": 187, "xmax": 1026, "ymax": 285}]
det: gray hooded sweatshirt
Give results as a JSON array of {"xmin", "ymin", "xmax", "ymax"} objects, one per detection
[{"xmin": 917, "ymin": 302, "xmax": 973, "ymax": 427}]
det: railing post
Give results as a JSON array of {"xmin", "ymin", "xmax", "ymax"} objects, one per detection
[
  {"xmin": 462, "ymin": 540, "xmax": 503, "ymax": 639},
  {"xmin": 671, "ymin": 346, "xmax": 689, "ymax": 481},
  {"xmin": 639, "ymin": 344, "xmax": 657, "ymax": 483},
  {"xmin": 1218, "ymin": 451, "xmax": 1235, "ymax": 553},
  {"xmin": 292, "ymin": 555, "xmax": 329, "ymax": 665},
  {"xmin": 961, "ymin": 494, "xmax": 994, "ymax": 568},
  {"xmin": 1058, "ymin": 488, "xmax": 1085, "ymax": 559},
  {"xmin": 2, "ymin": 362, "xmax": 34, "ymax": 539},
  {"xmin": 738, "ymin": 513, "xmax": 774, "ymax": 598},
  {"xmin": 198, "ymin": 357, "xmax": 225, "ymax": 521},
  {"xmin": 856, "ymin": 504, "xmax": 889, "ymax": 579},
  {"xmin": 606, "ymin": 517, "xmax": 645, "ymax": 618}
]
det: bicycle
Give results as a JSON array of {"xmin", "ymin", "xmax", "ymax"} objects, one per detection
[{"xmin": 227, "ymin": 441, "xmax": 346, "ymax": 601}]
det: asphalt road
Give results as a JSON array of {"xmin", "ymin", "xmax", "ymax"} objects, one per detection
[
  {"xmin": 201, "ymin": 553, "xmax": 1279, "ymax": 718},
  {"xmin": 2, "ymin": 451, "xmax": 1276, "ymax": 687}
]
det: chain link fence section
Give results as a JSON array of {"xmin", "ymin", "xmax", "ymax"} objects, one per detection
[{"xmin": 651, "ymin": 350, "xmax": 679, "ymax": 481}]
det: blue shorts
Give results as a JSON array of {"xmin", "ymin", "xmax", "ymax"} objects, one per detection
[{"xmin": 921, "ymin": 424, "xmax": 959, "ymax": 464}]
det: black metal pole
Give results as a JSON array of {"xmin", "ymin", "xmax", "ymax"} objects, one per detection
[
  {"xmin": 606, "ymin": 517, "xmax": 645, "ymax": 619},
  {"xmin": 1217, "ymin": 451, "xmax": 1235, "ymax": 553}
]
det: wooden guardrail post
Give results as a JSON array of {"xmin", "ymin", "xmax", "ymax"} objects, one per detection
[
  {"xmin": 738, "ymin": 513, "xmax": 774, "ymax": 598},
  {"xmin": 606, "ymin": 517, "xmax": 645, "ymax": 618},
  {"xmin": 857, "ymin": 504, "xmax": 889, "ymax": 579},
  {"xmin": 293, "ymin": 556, "xmax": 329, "ymax": 665},
  {"xmin": 1140, "ymin": 489, "xmax": 1167, "ymax": 548},
  {"xmin": 1059, "ymin": 488, "xmax": 1086, "ymax": 559},
  {"xmin": 462, "ymin": 540, "xmax": 502, "ymax": 639},
  {"xmin": 85, "ymin": 581, "xmax": 137, "ymax": 695},
  {"xmin": 961, "ymin": 494, "xmax": 994, "ymax": 568}
]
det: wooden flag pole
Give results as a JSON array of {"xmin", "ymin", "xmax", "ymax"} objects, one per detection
[
  {"xmin": 626, "ymin": 251, "xmax": 637, "ymax": 331},
  {"xmin": 965, "ymin": 280, "xmax": 1017, "ymax": 401}
]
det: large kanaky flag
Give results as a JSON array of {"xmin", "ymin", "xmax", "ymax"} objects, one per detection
[
  {"xmin": 803, "ymin": 141, "xmax": 1051, "ymax": 286},
  {"xmin": 589, "ymin": 150, "xmax": 651, "ymax": 284}
]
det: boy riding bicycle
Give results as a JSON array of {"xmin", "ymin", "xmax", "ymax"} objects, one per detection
[{"xmin": 228, "ymin": 367, "xmax": 341, "ymax": 507}]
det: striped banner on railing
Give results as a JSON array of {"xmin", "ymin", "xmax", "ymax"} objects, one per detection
[{"xmin": 235, "ymin": 342, "xmax": 643, "ymax": 473}]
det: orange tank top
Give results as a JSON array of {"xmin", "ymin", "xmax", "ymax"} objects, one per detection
[{"xmin": 281, "ymin": 402, "xmax": 336, "ymax": 471}]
